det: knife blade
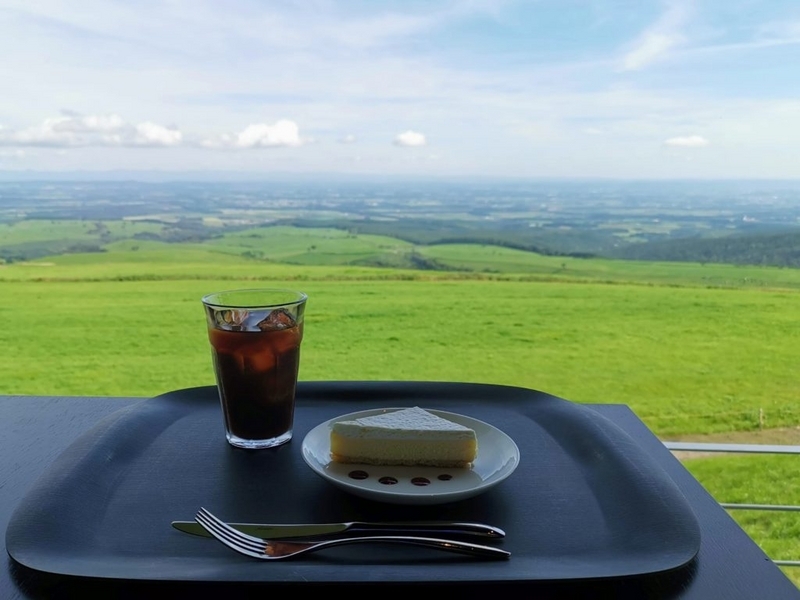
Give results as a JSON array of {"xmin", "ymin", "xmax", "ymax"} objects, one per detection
[{"xmin": 171, "ymin": 520, "xmax": 505, "ymax": 539}]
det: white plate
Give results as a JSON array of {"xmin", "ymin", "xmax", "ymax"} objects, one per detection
[{"xmin": 301, "ymin": 407, "xmax": 520, "ymax": 505}]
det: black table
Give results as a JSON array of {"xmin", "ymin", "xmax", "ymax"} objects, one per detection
[{"xmin": 2, "ymin": 385, "xmax": 798, "ymax": 599}]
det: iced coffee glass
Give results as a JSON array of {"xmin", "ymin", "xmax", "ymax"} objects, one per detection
[{"xmin": 201, "ymin": 289, "xmax": 307, "ymax": 449}]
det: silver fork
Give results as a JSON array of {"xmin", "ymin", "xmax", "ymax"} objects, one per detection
[{"xmin": 195, "ymin": 507, "xmax": 510, "ymax": 560}]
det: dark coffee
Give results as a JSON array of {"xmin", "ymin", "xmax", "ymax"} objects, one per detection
[{"xmin": 207, "ymin": 321, "xmax": 303, "ymax": 441}]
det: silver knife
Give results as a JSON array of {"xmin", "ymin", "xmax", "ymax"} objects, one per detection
[{"xmin": 172, "ymin": 520, "xmax": 505, "ymax": 539}]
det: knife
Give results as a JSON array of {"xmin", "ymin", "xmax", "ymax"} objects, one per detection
[{"xmin": 172, "ymin": 520, "xmax": 505, "ymax": 539}]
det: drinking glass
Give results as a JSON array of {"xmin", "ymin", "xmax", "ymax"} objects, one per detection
[{"xmin": 201, "ymin": 289, "xmax": 307, "ymax": 449}]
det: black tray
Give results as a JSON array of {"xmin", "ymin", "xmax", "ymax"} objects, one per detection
[{"xmin": 6, "ymin": 382, "xmax": 700, "ymax": 584}]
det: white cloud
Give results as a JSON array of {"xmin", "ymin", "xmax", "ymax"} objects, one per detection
[
  {"xmin": 134, "ymin": 122, "xmax": 182, "ymax": 146},
  {"xmin": 339, "ymin": 134, "xmax": 357, "ymax": 144},
  {"xmin": 2, "ymin": 115, "xmax": 305, "ymax": 151},
  {"xmin": 201, "ymin": 120, "xmax": 304, "ymax": 149},
  {"xmin": 55, "ymin": 114, "xmax": 126, "ymax": 133},
  {"xmin": 663, "ymin": 135, "xmax": 710, "ymax": 148},
  {"xmin": 2, "ymin": 117, "xmax": 80, "ymax": 146},
  {"xmin": 394, "ymin": 130, "xmax": 427, "ymax": 147},
  {"xmin": 619, "ymin": 2, "xmax": 691, "ymax": 71},
  {"xmin": 0, "ymin": 114, "xmax": 181, "ymax": 147}
]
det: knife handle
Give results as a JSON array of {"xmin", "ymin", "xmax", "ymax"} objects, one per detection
[{"xmin": 348, "ymin": 521, "xmax": 505, "ymax": 539}]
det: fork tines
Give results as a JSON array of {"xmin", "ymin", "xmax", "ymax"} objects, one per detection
[{"xmin": 195, "ymin": 507, "xmax": 264, "ymax": 557}]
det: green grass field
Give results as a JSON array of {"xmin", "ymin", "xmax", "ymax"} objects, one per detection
[
  {"xmin": 1, "ymin": 221, "xmax": 799, "ymax": 583},
  {"xmin": 3, "ymin": 275, "xmax": 797, "ymax": 437}
]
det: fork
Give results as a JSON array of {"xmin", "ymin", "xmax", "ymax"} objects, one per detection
[{"xmin": 195, "ymin": 507, "xmax": 510, "ymax": 560}]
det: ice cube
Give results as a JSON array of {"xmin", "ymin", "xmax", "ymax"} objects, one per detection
[
  {"xmin": 243, "ymin": 349, "xmax": 277, "ymax": 373},
  {"xmin": 257, "ymin": 308, "xmax": 296, "ymax": 331},
  {"xmin": 270, "ymin": 326, "xmax": 302, "ymax": 356},
  {"xmin": 215, "ymin": 309, "xmax": 249, "ymax": 331}
]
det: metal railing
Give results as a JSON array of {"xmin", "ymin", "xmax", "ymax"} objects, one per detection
[{"xmin": 663, "ymin": 441, "xmax": 800, "ymax": 568}]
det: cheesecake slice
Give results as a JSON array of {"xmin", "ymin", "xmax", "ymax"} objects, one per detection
[{"xmin": 330, "ymin": 407, "xmax": 478, "ymax": 468}]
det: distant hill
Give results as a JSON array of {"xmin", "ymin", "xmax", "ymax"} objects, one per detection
[
  {"xmin": 608, "ymin": 230, "xmax": 800, "ymax": 268},
  {"xmin": 283, "ymin": 217, "xmax": 610, "ymax": 256}
]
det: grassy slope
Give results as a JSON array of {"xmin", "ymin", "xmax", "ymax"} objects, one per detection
[
  {"xmin": 686, "ymin": 455, "xmax": 800, "ymax": 584},
  {"xmin": 420, "ymin": 243, "xmax": 800, "ymax": 289},
  {"xmin": 4, "ymin": 276, "xmax": 797, "ymax": 434}
]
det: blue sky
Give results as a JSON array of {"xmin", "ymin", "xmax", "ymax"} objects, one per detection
[{"xmin": 0, "ymin": 0, "xmax": 798, "ymax": 178}]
